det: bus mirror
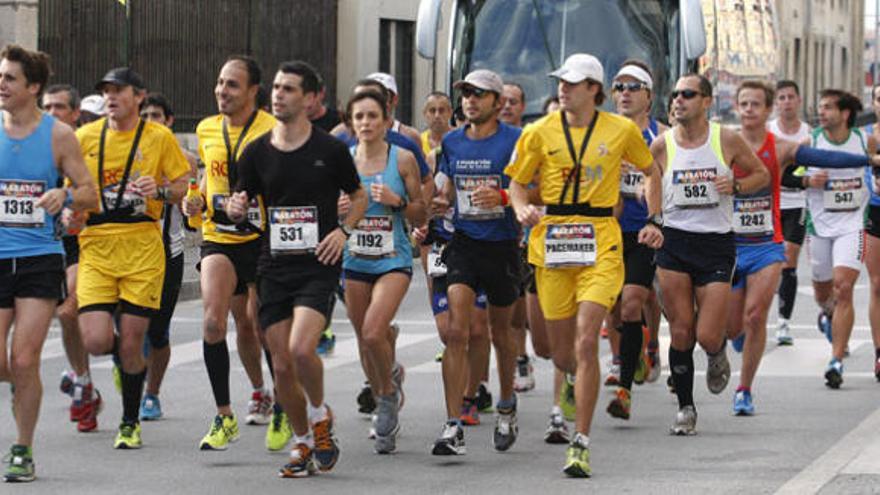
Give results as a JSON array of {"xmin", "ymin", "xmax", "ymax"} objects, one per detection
[
  {"xmin": 680, "ymin": 0, "xmax": 707, "ymax": 60},
  {"xmin": 417, "ymin": 0, "xmax": 444, "ymax": 59}
]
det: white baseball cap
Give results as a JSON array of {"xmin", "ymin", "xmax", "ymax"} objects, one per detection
[
  {"xmin": 549, "ymin": 54, "xmax": 604, "ymax": 85},
  {"xmin": 366, "ymin": 72, "xmax": 398, "ymax": 95},
  {"xmin": 614, "ymin": 64, "xmax": 653, "ymax": 90},
  {"xmin": 80, "ymin": 94, "xmax": 106, "ymax": 115},
  {"xmin": 453, "ymin": 69, "xmax": 504, "ymax": 94}
]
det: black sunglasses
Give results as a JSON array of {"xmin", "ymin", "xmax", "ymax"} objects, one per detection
[
  {"xmin": 613, "ymin": 82, "xmax": 647, "ymax": 93},
  {"xmin": 460, "ymin": 86, "xmax": 490, "ymax": 98},
  {"xmin": 671, "ymin": 89, "xmax": 703, "ymax": 100}
]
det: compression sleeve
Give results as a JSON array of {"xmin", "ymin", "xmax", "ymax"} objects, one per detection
[{"xmin": 795, "ymin": 146, "xmax": 870, "ymax": 169}]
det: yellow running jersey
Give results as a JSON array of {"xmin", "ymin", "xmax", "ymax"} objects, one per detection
[
  {"xmin": 505, "ymin": 111, "xmax": 653, "ymax": 266},
  {"xmin": 196, "ymin": 110, "xmax": 275, "ymax": 244},
  {"xmin": 76, "ymin": 118, "xmax": 190, "ymax": 238}
]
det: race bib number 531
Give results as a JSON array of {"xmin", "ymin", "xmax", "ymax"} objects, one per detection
[{"xmin": 269, "ymin": 206, "xmax": 318, "ymax": 254}]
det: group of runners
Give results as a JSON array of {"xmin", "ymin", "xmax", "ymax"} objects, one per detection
[{"xmin": 2, "ymin": 42, "xmax": 880, "ymax": 482}]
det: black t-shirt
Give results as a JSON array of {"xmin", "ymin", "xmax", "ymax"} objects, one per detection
[
  {"xmin": 310, "ymin": 107, "xmax": 342, "ymax": 133},
  {"xmin": 235, "ymin": 126, "xmax": 360, "ymax": 271}
]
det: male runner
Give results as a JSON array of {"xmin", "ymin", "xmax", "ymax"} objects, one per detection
[
  {"xmin": 0, "ymin": 44, "xmax": 96, "ymax": 481},
  {"xmin": 420, "ymin": 91, "xmax": 452, "ymax": 157}
]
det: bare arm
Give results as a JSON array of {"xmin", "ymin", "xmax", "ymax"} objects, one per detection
[
  {"xmin": 397, "ymin": 150, "xmax": 428, "ymax": 225},
  {"xmin": 720, "ymin": 128, "xmax": 770, "ymax": 194},
  {"xmin": 42, "ymin": 122, "xmax": 97, "ymax": 214}
]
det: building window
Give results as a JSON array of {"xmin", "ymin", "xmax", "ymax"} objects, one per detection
[{"xmin": 379, "ymin": 18, "xmax": 415, "ymax": 126}]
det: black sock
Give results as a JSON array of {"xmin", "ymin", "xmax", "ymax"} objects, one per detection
[
  {"xmin": 120, "ymin": 368, "xmax": 146, "ymax": 424},
  {"xmin": 875, "ymin": 347, "xmax": 880, "ymax": 360},
  {"xmin": 669, "ymin": 346, "xmax": 695, "ymax": 408},
  {"xmin": 778, "ymin": 268, "xmax": 798, "ymax": 320},
  {"xmin": 203, "ymin": 340, "xmax": 231, "ymax": 408},
  {"xmin": 618, "ymin": 321, "xmax": 643, "ymax": 390},
  {"xmin": 264, "ymin": 348, "xmax": 275, "ymax": 386}
]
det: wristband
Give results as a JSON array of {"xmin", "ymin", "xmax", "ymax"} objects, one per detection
[
  {"xmin": 499, "ymin": 189, "xmax": 509, "ymax": 207},
  {"xmin": 338, "ymin": 221, "xmax": 353, "ymax": 238},
  {"xmin": 392, "ymin": 196, "xmax": 408, "ymax": 212}
]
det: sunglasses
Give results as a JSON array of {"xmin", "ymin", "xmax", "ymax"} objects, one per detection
[
  {"xmin": 671, "ymin": 89, "xmax": 703, "ymax": 100},
  {"xmin": 460, "ymin": 86, "xmax": 490, "ymax": 98},
  {"xmin": 613, "ymin": 82, "xmax": 647, "ymax": 93}
]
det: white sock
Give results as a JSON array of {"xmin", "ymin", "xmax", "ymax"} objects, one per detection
[
  {"xmin": 307, "ymin": 403, "xmax": 327, "ymax": 423},
  {"xmin": 551, "ymin": 405, "xmax": 562, "ymax": 417},
  {"xmin": 292, "ymin": 432, "xmax": 314, "ymax": 449},
  {"xmin": 75, "ymin": 372, "xmax": 91, "ymax": 386},
  {"xmin": 573, "ymin": 432, "xmax": 590, "ymax": 448}
]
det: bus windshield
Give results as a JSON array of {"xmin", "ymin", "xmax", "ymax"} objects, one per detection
[{"xmin": 451, "ymin": 0, "xmax": 681, "ymax": 120}]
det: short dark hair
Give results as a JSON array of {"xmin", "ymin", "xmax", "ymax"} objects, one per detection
[
  {"xmin": 776, "ymin": 80, "xmax": 800, "ymax": 95},
  {"xmin": 346, "ymin": 90, "xmax": 389, "ymax": 121},
  {"xmin": 225, "ymin": 55, "xmax": 261, "ymax": 86},
  {"xmin": 736, "ymin": 80, "xmax": 774, "ymax": 108},
  {"xmin": 504, "ymin": 82, "xmax": 526, "ymax": 103},
  {"xmin": 680, "ymin": 73, "xmax": 713, "ymax": 99},
  {"xmin": 1, "ymin": 44, "xmax": 52, "ymax": 97},
  {"xmin": 589, "ymin": 81, "xmax": 606, "ymax": 106},
  {"xmin": 426, "ymin": 91, "xmax": 452, "ymax": 106},
  {"xmin": 542, "ymin": 95, "xmax": 559, "ymax": 114},
  {"xmin": 143, "ymin": 92, "xmax": 173, "ymax": 118},
  {"xmin": 278, "ymin": 60, "xmax": 321, "ymax": 95},
  {"xmin": 819, "ymin": 88, "xmax": 863, "ymax": 128},
  {"xmin": 354, "ymin": 78, "xmax": 389, "ymax": 101},
  {"xmin": 45, "ymin": 83, "xmax": 81, "ymax": 109}
]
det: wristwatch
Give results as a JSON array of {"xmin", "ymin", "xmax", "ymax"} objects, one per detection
[
  {"xmin": 733, "ymin": 180, "xmax": 742, "ymax": 195},
  {"xmin": 649, "ymin": 214, "xmax": 663, "ymax": 227},
  {"xmin": 392, "ymin": 196, "xmax": 408, "ymax": 212},
  {"xmin": 338, "ymin": 221, "xmax": 353, "ymax": 238}
]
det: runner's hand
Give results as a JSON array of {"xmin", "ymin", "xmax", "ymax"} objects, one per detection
[
  {"xmin": 35, "ymin": 188, "xmax": 66, "ymax": 215},
  {"xmin": 515, "ymin": 204, "xmax": 542, "ymax": 227},
  {"xmin": 471, "ymin": 185, "xmax": 501, "ymax": 209},
  {"xmin": 412, "ymin": 225, "xmax": 428, "ymax": 242},
  {"xmin": 371, "ymin": 182, "xmax": 402, "ymax": 207},
  {"xmin": 431, "ymin": 196, "xmax": 450, "ymax": 217},
  {"xmin": 226, "ymin": 191, "xmax": 248, "ymax": 222},
  {"xmin": 182, "ymin": 194, "xmax": 203, "ymax": 217},
  {"xmin": 637, "ymin": 223, "xmax": 664, "ymax": 249},
  {"xmin": 808, "ymin": 170, "xmax": 828, "ymax": 189},
  {"xmin": 132, "ymin": 175, "xmax": 157, "ymax": 198},
  {"xmin": 316, "ymin": 228, "xmax": 346, "ymax": 265},
  {"xmin": 714, "ymin": 174, "xmax": 734, "ymax": 195}
]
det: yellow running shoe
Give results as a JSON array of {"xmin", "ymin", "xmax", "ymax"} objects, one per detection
[
  {"xmin": 563, "ymin": 434, "xmax": 591, "ymax": 478},
  {"xmin": 266, "ymin": 409, "xmax": 292, "ymax": 452},
  {"xmin": 113, "ymin": 422, "xmax": 142, "ymax": 450},
  {"xmin": 199, "ymin": 414, "xmax": 239, "ymax": 451},
  {"xmin": 559, "ymin": 374, "xmax": 576, "ymax": 422}
]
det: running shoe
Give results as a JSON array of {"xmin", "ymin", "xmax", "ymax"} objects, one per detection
[
  {"xmin": 706, "ymin": 347, "xmax": 731, "ymax": 394},
  {"xmin": 633, "ymin": 354, "xmax": 648, "ymax": 385},
  {"xmin": 513, "ymin": 355, "xmax": 535, "ymax": 392},
  {"xmin": 606, "ymin": 387, "xmax": 631, "ymax": 420},
  {"xmin": 2, "ymin": 445, "xmax": 34, "ymax": 483},
  {"xmin": 75, "ymin": 384, "xmax": 102, "ymax": 432},
  {"xmin": 604, "ymin": 360, "xmax": 621, "ymax": 387},
  {"xmin": 544, "ymin": 410, "xmax": 570, "ymax": 444},
  {"xmin": 563, "ymin": 433, "xmax": 591, "ymax": 478},
  {"xmin": 818, "ymin": 311, "xmax": 833, "ymax": 343},
  {"xmin": 559, "ymin": 374, "xmax": 576, "ymax": 422},
  {"xmin": 59, "ymin": 370, "xmax": 75, "ymax": 397},
  {"xmin": 391, "ymin": 362, "xmax": 406, "ymax": 411},
  {"xmin": 266, "ymin": 409, "xmax": 292, "ymax": 452},
  {"xmin": 646, "ymin": 348, "xmax": 661, "ymax": 383},
  {"xmin": 114, "ymin": 422, "xmax": 142, "ymax": 449},
  {"xmin": 459, "ymin": 398, "xmax": 480, "ymax": 426},
  {"xmin": 669, "ymin": 405, "xmax": 697, "ymax": 436},
  {"xmin": 246, "ymin": 389, "xmax": 273, "ymax": 425},
  {"xmin": 434, "ymin": 348, "xmax": 444, "ymax": 362},
  {"xmin": 431, "ymin": 420, "xmax": 466, "ymax": 456},
  {"xmin": 356, "ymin": 382, "xmax": 376, "ymax": 415},
  {"xmin": 475, "ymin": 383, "xmax": 493, "ymax": 413},
  {"xmin": 732, "ymin": 389, "xmax": 755, "ymax": 416},
  {"xmin": 600, "ymin": 325, "xmax": 609, "ymax": 339},
  {"xmin": 373, "ymin": 395, "xmax": 399, "ymax": 454},
  {"xmin": 316, "ymin": 328, "xmax": 336, "ymax": 356},
  {"xmin": 824, "ymin": 358, "xmax": 844, "ymax": 389},
  {"xmin": 278, "ymin": 443, "xmax": 317, "ymax": 478},
  {"xmin": 493, "ymin": 400, "xmax": 518, "ymax": 452},
  {"xmin": 199, "ymin": 414, "xmax": 239, "ymax": 450},
  {"xmin": 776, "ymin": 320, "xmax": 794, "ymax": 346},
  {"xmin": 311, "ymin": 405, "xmax": 340, "ymax": 471},
  {"xmin": 730, "ymin": 333, "xmax": 745, "ymax": 353},
  {"xmin": 139, "ymin": 393, "xmax": 162, "ymax": 421}
]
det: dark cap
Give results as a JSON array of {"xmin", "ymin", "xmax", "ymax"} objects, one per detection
[{"xmin": 95, "ymin": 67, "xmax": 145, "ymax": 91}]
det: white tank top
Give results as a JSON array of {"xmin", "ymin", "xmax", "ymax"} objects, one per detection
[
  {"xmin": 662, "ymin": 123, "xmax": 733, "ymax": 233},
  {"xmin": 767, "ymin": 118, "xmax": 810, "ymax": 209},
  {"xmin": 806, "ymin": 128, "xmax": 867, "ymax": 237}
]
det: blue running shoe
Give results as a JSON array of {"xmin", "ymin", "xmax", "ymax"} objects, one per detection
[
  {"xmin": 824, "ymin": 358, "xmax": 843, "ymax": 389},
  {"xmin": 139, "ymin": 393, "xmax": 163, "ymax": 421},
  {"xmin": 817, "ymin": 312, "xmax": 833, "ymax": 343},
  {"xmin": 731, "ymin": 333, "xmax": 745, "ymax": 353},
  {"xmin": 732, "ymin": 389, "xmax": 754, "ymax": 416},
  {"xmin": 316, "ymin": 329, "xmax": 336, "ymax": 356}
]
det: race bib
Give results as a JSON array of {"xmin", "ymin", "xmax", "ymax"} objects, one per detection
[
  {"xmin": 733, "ymin": 195, "xmax": 773, "ymax": 237},
  {"xmin": 455, "ymin": 174, "xmax": 504, "ymax": 220},
  {"xmin": 102, "ymin": 184, "xmax": 146, "ymax": 216},
  {"xmin": 212, "ymin": 194, "xmax": 263, "ymax": 233},
  {"xmin": 823, "ymin": 177, "xmax": 863, "ymax": 212},
  {"xmin": 349, "ymin": 215, "xmax": 395, "ymax": 258},
  {"xmin": 544, "ymin": 223, "xmax": 597, "ymax": 267},
  {"xmin": 672, "ymin": 167, "xmax": 719, "ymax": 208},
  {"xmin": 620, "ymin": 166, "xmax": 645, "ymax": 199},
  {"xmin": 269, "ymin": 206, "xmax": 318, "ymax": 254},
  {"xmin": 0, "ymin": 179, "xmax": 45, "ymax": 228},
  {"xmin": 427, "ymin": 241, "xmax": 447, "ymax": 278}
]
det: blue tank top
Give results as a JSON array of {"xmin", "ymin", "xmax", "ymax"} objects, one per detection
[
  {"xmin": 619, "ymin": 119, "xmax": 658, "ymax": 232},
  {"xmin": 0, "ymin": 113, "xmax": 63, "ymax": 259},
  {"xmin": 343, "ymin": 144, "xmax": 413, "ymax": 273},
  {"xmin": 863, "ymin": 124, "xmax": 880, "ymax": 207},
  {"xmin": 335, "ymin": 129, "xmax": 431, "ymax": 179},
  {"xmin": 439, "ymin": 123, "xmax": 521, "ymax": 241}
]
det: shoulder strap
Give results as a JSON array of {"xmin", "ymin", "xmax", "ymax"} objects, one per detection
[
  {"xmin": 709, "ymin": 122, "xmax": 725, "ymax": 165},
  {"xmin": 664, "ymin": 128, "xmax": 676, "ymax": 167}
]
